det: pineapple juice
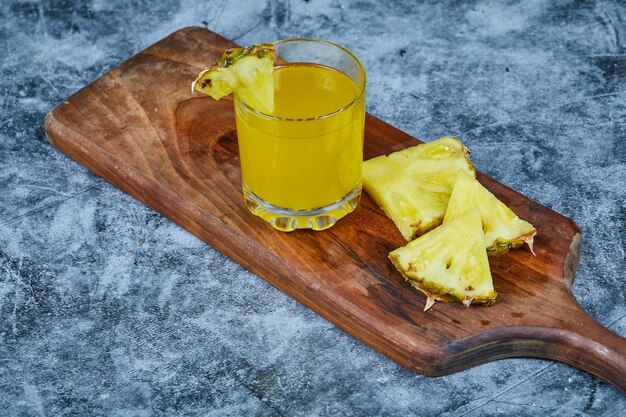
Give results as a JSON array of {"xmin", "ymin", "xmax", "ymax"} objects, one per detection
[{"xmin": 234, "ymin": 63, "xmax": 365, "ymax": 210}]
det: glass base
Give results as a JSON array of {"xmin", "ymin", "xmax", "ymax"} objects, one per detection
[{"xmin": 243, "ymin": 183, "xmax": 362, "ymax": 232}]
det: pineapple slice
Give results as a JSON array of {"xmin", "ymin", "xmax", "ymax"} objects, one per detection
[
  {"xmin": 389, "ymin": 209, "xmax": 496, "ymax": 311},
  {"xmin": 444, "ymin": 171, "xmax": 536, "ymax": 256},
  {"xmin": 192, "ymin": 44, "xmax": 275, "ymax": 113},
  {"xmin": 363, "ymin": 136, "xmax": 475, "ymax": 241}
]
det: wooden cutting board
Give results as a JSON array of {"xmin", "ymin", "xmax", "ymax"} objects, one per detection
[{"xmin": 44, "ymin": 27, "xmax": 626, "ymax": 393}]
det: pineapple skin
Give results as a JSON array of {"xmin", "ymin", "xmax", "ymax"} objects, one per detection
[
  {"xmin": 488, "ymin": 232, "xmax": 536, "ymax": 257},
  {"xmin": 443, "ymin": 170, "xmax": 537, "ymax": 257},
  {"xmin": 389, "ymin": 209, "xmax": 497, "ymax": 311},
  {"xmin": 363, "ymin": 136, "xmax": 475, "ymax": 241}
]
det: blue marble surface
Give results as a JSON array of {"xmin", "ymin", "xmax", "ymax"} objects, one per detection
[{"xmin": 1, "ymin": 0, "xmax": 625, "ymax": 415}]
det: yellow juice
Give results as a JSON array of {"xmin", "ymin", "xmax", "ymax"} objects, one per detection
[{"xmin": 234, "ymin": 63, "xmax": 365, "ymax": 210}]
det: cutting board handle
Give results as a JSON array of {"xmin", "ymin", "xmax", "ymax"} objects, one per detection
[
  {"xmin": 446, "ymin": 307, "xmax": 626, "ymax": 394},
  {"xmin": 553, "ymin": 233, "xmax": 626, "ymax": 393},
  {"xmin": 559, "ymin": 233, "xmax": 626, "ymax": 393},
  {"xmin": 439, "ymin": 308, "xmax": 626, "ymax": 394},
  {"xmin": 554, "ymin": 301, "xmax": 626, "ymax": 394}
]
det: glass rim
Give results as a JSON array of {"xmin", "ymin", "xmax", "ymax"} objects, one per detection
[{"xmin": 236, "ymin": 37, "xmax": 366, "ymax": 122}]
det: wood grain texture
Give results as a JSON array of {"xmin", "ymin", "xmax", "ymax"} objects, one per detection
[{"xmin": 44, "ymin": 27, "xmax": 626, "ymax": 393}]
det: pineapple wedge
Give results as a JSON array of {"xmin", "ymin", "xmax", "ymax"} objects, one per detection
[
  {"xmin": 389, "ymin": 209, "xmax": 496, "ymax": 311},
  {"xmin": 363, "ymin": 136, "xmax": 475, "ymax": 241},
  {"xmin": 192, "ymin": 44, "xmax": 275, "ymax": 114},
  {"xmin": 444, "ymin": 171, "xmax": 536, "ymax": 256}
]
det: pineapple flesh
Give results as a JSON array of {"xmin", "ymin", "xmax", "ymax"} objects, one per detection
[
  {"xmin": 192, "ymin": 44, "xmax": 275, "ymax": 114},
  {"xmin": 389, "ymin": 209, "xmax": 497, "ymax": 311},
  {"xmin": 363, "ymin": 136, "xmax": 475, "ymax": 241},
  {"xmin": 444, "ymin": 170, "xmax": 536, "ymax": 256}
]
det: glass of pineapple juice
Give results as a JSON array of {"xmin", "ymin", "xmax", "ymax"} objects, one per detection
[{"xmin": 234, "ymin": 39, "xmax": 366, "ymax": 231}]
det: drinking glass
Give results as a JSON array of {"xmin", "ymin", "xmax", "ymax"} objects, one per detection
[{"xmin": 234, "ymin": 38, "xmax": 366, "ymax": 231}]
